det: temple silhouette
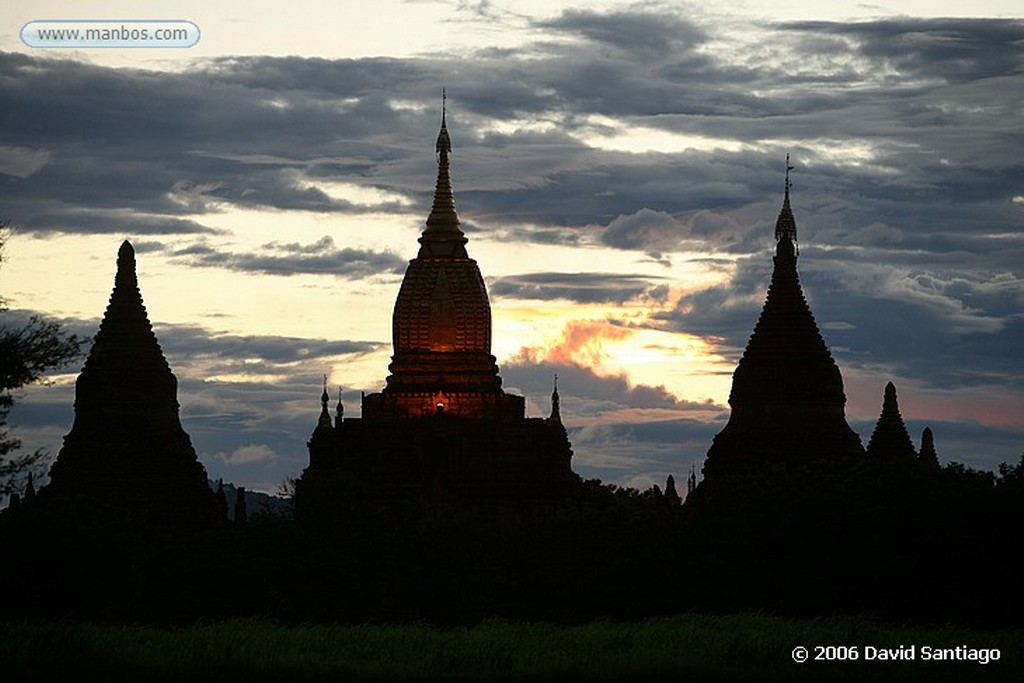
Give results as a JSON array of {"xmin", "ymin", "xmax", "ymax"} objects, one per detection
[
  {"xmin": 702, "ymin": 159, "xmax": 865, "ymax": 479},
  {"xmin": 18, "ymin": 120, "xmax": 952, "ymax": 527},
  {"xmin": 294, "ymin": 101, "xmax": 578, "ymax": 511},
  {"xmin": 40, "ymin": 241, "xmax": 220, "ymax": 532}
]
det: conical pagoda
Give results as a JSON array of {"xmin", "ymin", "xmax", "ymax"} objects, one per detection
[
  {"xmin": 44, "ymin": 241, "xmax": 219, "ymax": 531},
  {"xmin": 703, "ymin": 161, "xmax": 863, "ymax": 479},
  {"xmin": 298, "ymin": 99, "xmax": 577, "ymax": 509},
  {"xmin": 865, "ymin": 382, "xmax": 917, "ymax": 458}
]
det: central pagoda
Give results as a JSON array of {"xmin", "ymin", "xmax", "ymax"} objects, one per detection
[
  {"xmin": 363, "ymin": 100, "xmax": 523, "ymax": 420},
  {"xmin": 297, "ymin": 99, "xmax": 576, "ymax": 510},
  {"xmin": 702, "ymin": 161, "xmax": 863, "ymax": 479}
]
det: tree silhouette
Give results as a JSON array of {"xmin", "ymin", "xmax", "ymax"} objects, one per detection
[{"xmin": 0, "ymin": 222, "xmax": 84, "ymax": 497}]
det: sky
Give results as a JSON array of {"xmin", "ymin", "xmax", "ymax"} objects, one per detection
[{"xmin": 1, "ymin": 1, "xmax": 1022, "ymax": 496}]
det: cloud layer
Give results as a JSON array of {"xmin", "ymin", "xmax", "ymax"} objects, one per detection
[{"xmin": 2, "ymin": 7, "xmax": 1022, "ymax": 491}]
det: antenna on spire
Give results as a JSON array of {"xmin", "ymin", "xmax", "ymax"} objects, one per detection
[{"xmin": 785, "ymin": 153, "xmax": 794, "ymax": 194}]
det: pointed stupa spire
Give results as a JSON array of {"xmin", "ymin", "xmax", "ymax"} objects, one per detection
[
  {"xmin": 317, "ymin": 375, "xmax": 332, "ymax": 428},
  {"xmin": 775, "ymin": 155, "xmax": 797, "ymax": 250},
  {"xmin": 549, "ymin": 374, "xmax": 562, "ymax": 424},
  {"xmin": 335, "ymin": 386, "xmax": 344, "ymax": 424},
  {"xmin": 918, "ymin": 427, "xmax": 939, "ymax": 468},
  {"xmin": 77, "ymin": 240, "xmax": 173, "ymax": 394},
  {"xmin": 419, "ymin": 88, "xmax": 468, "ymax": 258},
  {"xmin": 866, "ymin": 382, "xmax": 917, "ymax": 458},
  {"xmin": 664, "ymin": 474, "xmax": 681, "ymax": 505}
]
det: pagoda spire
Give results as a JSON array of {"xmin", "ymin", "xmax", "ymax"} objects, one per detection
[
  {"xmin": 918, "ymin": 427, "xmax": 939, "ymax": 468},
  {"xmin": 866, "ymin": 382, "xmax": 917, "ymax": 458},
  {"xmin": 549, "ymin": 374, "xmax": 562, "ymax": 424},
  {"xmin": 775, "ymin": 155, "xmax": 797, "ymax": 249},
  {"xmin": 419, "ymin": 89, "xmax": 467, "ymax": 259},
  {"xmin": 317, "ymin": 375, "xmax": 332, "ymax": 428}
]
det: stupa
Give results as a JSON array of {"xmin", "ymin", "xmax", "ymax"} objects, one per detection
[
  {"xmin": 43, "ymin": 241, "xmax": 219, "ymax": 531},
  {"xmin": 297, "ymin": 98, "xmax": 577, "ymax": 510},
  {"xmin": 703, "ymin": 160, "xmax": 864, "ymax": 479}
]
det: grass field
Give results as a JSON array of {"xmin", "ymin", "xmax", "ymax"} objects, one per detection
[{"xmin": 2, "ymin": 613, "xmax": 1021, "ymax": 682}]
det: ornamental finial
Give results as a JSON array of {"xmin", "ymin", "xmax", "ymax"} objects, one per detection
[
  {"xmin": 774, "ymin": 155, "xmax": 798, "ymax": 249},
  {"xmin": 436, "ymin": 88, "xmax": 451, "ymax": 158},
  {"xmin": 317, "ymin": 375, "xmax": 332, "ymax": 427}
]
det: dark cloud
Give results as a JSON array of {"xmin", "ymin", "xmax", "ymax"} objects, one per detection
[
  {"xmin": 501, "ymin": 359, "xmax": 720, "ymax": 416},
  {"xmin": 166, "ymin": 236, "xmax": 407, "ymax": 278},
  {"xmin": 782, "ymin": 18, "xmax": 1024, "ymax": 83},
  {"xmin": 489, "ymin": 271, "xmax": 668, "ymax": 304},
  {"xmin": 4, "ymin": 15, "xmax": 1021, "ymax": 247},
  {"xmin": 155, "ymin": 323, "xmax": 382, "ymax": 364},
  {"xmin": 535, "ymin": 9, "xmax": 709, "ymax": 60}
]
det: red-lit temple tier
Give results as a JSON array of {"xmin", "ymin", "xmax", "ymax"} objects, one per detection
[{"xmin": 298, "ymin": 103, "xmax": 577, "ymax": 509}]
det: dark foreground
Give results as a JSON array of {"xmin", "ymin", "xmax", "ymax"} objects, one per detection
[
  {"xmin": 4, "ymin": 457, "xmax": 1023, "ymax": 629},
  {"xmin": 3, "ymin": 614, "xmax": 1022, "ymax": 682}
]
